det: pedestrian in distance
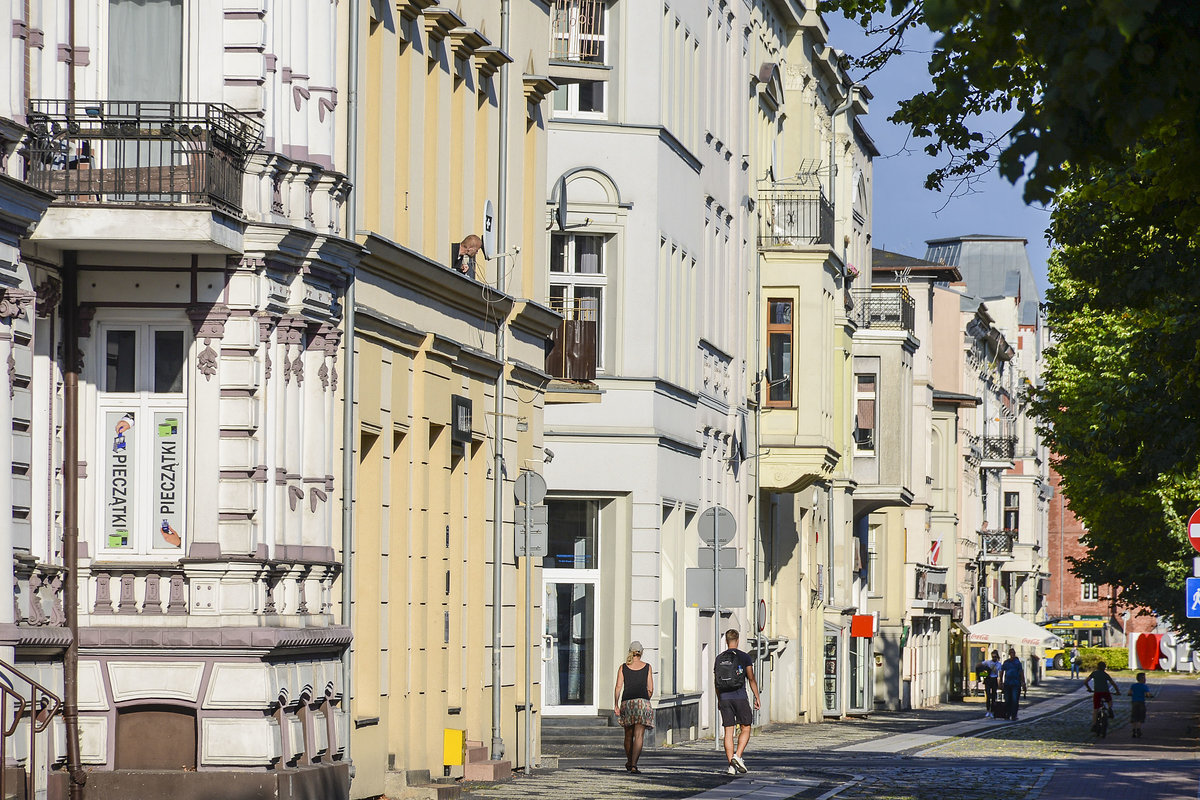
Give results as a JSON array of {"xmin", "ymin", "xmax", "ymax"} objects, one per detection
[
  {"xmin": 613, "ymin": 641, "xmax": 654, "ymax": 774},
  {"xmin": 982, "ymin": 649, "xmax": 1002, "ymax": 718},
  {"xmin": 1085, "ymin": 659, "xmax": 1121, "ymax": 735},
  {"xmin": 714, "ymin": 629, "xmax": 760, "ymax": 775},
  {"xmin": 1070, "ymin": 645, "xmax": 1082, "ymax": 679},
  {"xmin": 1129, "ymin": 671, "xmax": 1153, "ymax": 738},
  {"xmin": 999, "ymin": 648, "xmax": 1026, "ymax": 720}
]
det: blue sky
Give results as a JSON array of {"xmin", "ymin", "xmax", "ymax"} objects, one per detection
[{"xmin": 825, "ymin": 15, "xmax": 1053, "ymax": 297}]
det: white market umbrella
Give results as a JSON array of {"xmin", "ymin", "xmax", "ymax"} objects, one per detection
[{"xmin": 967, "ymin": 613, "xmax": 1063, "ymax": 648}]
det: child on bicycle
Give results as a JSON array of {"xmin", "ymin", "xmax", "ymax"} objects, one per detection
[
  {"xmin": 1085, "ymin": 660, "xmax": 1121, "ymax": 733},
  {"xmin": 1129, "ymin": 672, "xmax": 1153, "ymax": 738}
]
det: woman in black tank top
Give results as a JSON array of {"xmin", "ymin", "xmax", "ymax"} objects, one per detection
[{"xmin": 613, "ymin": 641, "xmax": 655, "ymax": 773}]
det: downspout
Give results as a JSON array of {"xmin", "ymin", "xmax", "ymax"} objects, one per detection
[
  {"xmin": 62, "ymin": 252, "xmax": 84, "ymax": 799},
  {"xmin": 340, "ymin": 0, "xmax": 362, "ymax": 774},
  {"xmin": 828, "ymin": 83, "xmax": 860, "ymax": 272},
  {"xmin": 491, "ymin": 0, "xmax": 512, "ymax": 763}
]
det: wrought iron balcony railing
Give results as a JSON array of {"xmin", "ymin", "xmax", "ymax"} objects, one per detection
[
  {"xmin": 24, "ymin": 100, "xmax": 263, "ymax": 214},
  {"xmin": 983, "ymin": 435, "xmax": 1017, "ymax": 461},
  {"xmin": 757, "ymin": 185, "xmax": 833, "ymax": 247},
  {"xmin": 979, "ymin": 529, "xmax": 1017, "ymax": 559},
  {"xmin": 546, "ymin": 298, "xmax": 597, "ymax": 381},
  {"xmin": 850, "ymin": 287, "xmax": 916, "ymax": 333}
]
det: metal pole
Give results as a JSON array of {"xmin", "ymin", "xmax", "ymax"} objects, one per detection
[
  {"xmin": 491, "ymin": 0, "xmax": 512, "ymax": 763},
  {"xmin": 713, "ymin": 515, "xmax": 720, "ymax": 750},
  {"xmin": 523, "ymin": 500, "xmax": 533, "ymax": 772}
]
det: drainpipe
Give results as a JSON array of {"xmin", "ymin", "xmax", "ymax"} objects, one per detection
[
  {"xmin": 491, "ymin": 0, "xmax": 512, "ymax": 764},
  {"xmin": 62, "ymin": 252, "xmax": 83, "ymax": 799},
  {"xmin": 340, "ymin": 0, "xmax": 362, "ymax": 774},
  {"xmin": 828, "ymin": 83, "xmax": 860, "ymax": 273}
]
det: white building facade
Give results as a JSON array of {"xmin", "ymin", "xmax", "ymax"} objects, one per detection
[{"xmin": 2, "ymin": 1, "xmax": 358, "ymax": 796}]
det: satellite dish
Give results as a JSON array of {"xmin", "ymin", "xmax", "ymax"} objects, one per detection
[
  {"xmin": 482, "ymin": 200, "xmax": 496, "ymax": 258},
  {"xmin": 555, "ymin": 176, "xmax": 568, "ymax": 231}
]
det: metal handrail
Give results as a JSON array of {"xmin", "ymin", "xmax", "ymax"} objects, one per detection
[{"xmin": 0, "ymin": 658, "xmax": 64, "ymax": 800}]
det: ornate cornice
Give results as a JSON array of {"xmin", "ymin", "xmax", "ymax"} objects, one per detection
[
  {"xmin": 522, "ymin": 74, "xmax": 559, "ymax": 105},
  {"xmin": 475, "ymin": 45, "xmax": 513, "ymax": 80},
  {"xmin": 187, "ymin": 304, "xmax": 232, "ymax": 342},
  {"xmin": 0, "ymin": 287, "xmax": 35, "ymax": 321},
  {"xmin": 422, "ymin": 6, "xmax": 465, "ymax": 46},
  {"xmin": 396, "ymin": 0, "xmax": 438, "ymax": 22},
  {"xmin": 448, "ymin": 26, "xmax": 488, "ymax": 62}
]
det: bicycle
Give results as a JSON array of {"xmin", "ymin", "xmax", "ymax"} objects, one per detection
[{"xmin": 1089, "ymin": 689, "xmax": 1116, "ymax": 738}]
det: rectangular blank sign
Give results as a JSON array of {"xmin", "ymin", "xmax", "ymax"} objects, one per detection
[{"xmin": 685, "ymin": 567, "xmax": 746, "ymax": 610}]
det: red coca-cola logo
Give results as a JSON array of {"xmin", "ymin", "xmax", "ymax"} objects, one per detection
[{"xmin": 1135, "ymin": 633, "xmax": 1163, "ymax": 670}]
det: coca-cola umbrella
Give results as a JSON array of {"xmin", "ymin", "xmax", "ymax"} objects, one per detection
[{"xmin": 968, "ymin": 613, "xmax": 1063, "ymax": 648}]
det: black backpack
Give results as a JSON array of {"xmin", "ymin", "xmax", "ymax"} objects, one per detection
[{"xmin": 714, "ymin": 649, "xmax": 745, "ymax": 692}]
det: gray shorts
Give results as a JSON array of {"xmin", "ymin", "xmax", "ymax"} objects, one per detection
[{"xmin": 718, "ymin": 695, "xmax": 753, "ymax": 727}]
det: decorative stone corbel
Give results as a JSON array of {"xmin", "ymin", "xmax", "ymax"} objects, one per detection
[{"xmin": 187, "ymin": 304, "xmax": 231, "ymax": 382}]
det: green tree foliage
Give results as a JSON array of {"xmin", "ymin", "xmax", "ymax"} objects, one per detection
[
  {"xmin": 1032, "ymin": 139, "xmax": 1200, "ymax": 636},
  {"xmin": 825, "ymin": 0, "xmax": 1200, "ymax": 214}
]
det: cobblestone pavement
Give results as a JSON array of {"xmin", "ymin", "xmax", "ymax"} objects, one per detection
[{"xmin": 459, "ymin": 674, "xmax": 1200, "ymax": 800}]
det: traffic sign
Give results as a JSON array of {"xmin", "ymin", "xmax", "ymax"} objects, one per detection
[
  {"xmin": 1188, "ymin": 578, "xmax": 1200, "ymax": 619},
  {"xmin": 1189, "ymin": 508, "xmax": 1200, "ymax": 554},
  {"xmin": 684, "ymin": 567, "xmax": 746, "ymax": 610},
  {"xmin": 698, "ymin": 506, "xmax": 736, "ymax": 546},
  {"xmin": 698, "ymin": 546, "xmax": 738, "ymax": 570},
  {"xmin": 515, "ymin": 471, "xmax": 547, "ymax": 505}
]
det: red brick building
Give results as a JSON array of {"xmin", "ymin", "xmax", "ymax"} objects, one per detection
[{"xmin": 1045, "ymin": 463, "xmax": 1160, "ymax": 642}]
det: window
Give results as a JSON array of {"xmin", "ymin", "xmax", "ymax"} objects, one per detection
[
  {"xmin": 866, "ymin": 527, "xmax": 879, "ymax": 595},
  {"xmin": 97, "ymin": 322, "xmax": 189, "ymax": 555},
  {"xmin": 550, "ymin": 0, "xmax": 608, "ymax": 117},
  {"xmin": 544, "ymin": 499, "xmax": 600, "ymax": 570},
  {"xmin": 854, "ymin": 374, "xmax": 876, "ymax": 451},
  {"xmin": 1082, "ymin": 583, "xmax": 1100, "ymax": 602},
  {"xmin": 1003, "ymin": 491, "xmax": 1020, "ymax": 532},
  {"xmin": 765, "ymin": 299, "xmax": 792, "ymax": 407},
  {"xmin": 550, "ymin": 233, "xmax": 607, "ymax": 370}
]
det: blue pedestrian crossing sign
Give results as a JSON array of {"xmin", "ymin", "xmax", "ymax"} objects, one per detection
[{"xmin": 1187, "ymin": 578, "xmax": 1200, "ymax": 618}]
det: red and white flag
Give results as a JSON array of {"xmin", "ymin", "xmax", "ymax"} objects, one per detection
[{"xmin": 929, "ymin": 538, "xmax": 942, "ymax": 565}]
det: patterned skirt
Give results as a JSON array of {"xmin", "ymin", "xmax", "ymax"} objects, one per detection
[{"xmin": 618, "ymin": 698, "xmax": 655, "ymax": 728}]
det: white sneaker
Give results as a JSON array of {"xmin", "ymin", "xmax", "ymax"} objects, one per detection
[
  {"xmin": 731, "ymin": 755, "xmax": 748, "ymax": 773},
  {"xmin": 985, "ymin": 712, "xmax": 993, "ymax": 719},
  {"xmin": 727, "ymin": 764, "xmax": 737, "ymax": 775}
]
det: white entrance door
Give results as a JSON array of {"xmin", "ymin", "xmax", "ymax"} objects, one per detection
[
  {"xmin": 542, "ymin": 576, "xmax": 599, "ymax": 715},
  {"xmin": 541, "ymin": 499, "xmax": 602, "ymax": 716}
]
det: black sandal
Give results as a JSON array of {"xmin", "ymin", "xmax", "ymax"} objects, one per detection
[
  {"xmin": 625, "ymin": 762, "xmax": 633, "ymax": 772},
  {"xmin": 630, "ymin": 767, "xmax": 641, "ymax": 774}
]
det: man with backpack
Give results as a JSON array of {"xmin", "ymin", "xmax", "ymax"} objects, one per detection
[{"xmin": 714, "ymin": 629, "xmax": 760, "ymax": 774}]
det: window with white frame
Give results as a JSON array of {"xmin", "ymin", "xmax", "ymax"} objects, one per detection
[
  {"xmin": 1081, "ymin": 583, "xmax": 1100, "ymax": 602},
  {"xmin": 550, "ymin": 232, "xmax": 607, "ymax": 370},
  {"xmin": 96, "ymin": 320, "xmax": 189, "ymax": 556},
  {"xmin": 550, "ymin": 0, "xmax": 608, "ymax": 117}
]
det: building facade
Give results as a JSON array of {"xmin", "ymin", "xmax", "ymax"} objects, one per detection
[
  {"xmin": 4, "ymin": 0, "xmax": 358, "ymax": 797},
  {"xmin": 347, "ymin": 1, "xmax": 559, "ymax": 795}
]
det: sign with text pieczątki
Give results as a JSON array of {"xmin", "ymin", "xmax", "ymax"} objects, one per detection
[{"xmin": 1188, "ymin": 507, "xmax": 1200, "ymax": 554}]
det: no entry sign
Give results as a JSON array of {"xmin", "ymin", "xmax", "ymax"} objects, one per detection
[{"xmin": 1189, "ymin": 508, "xmax": 1200, "ymax": 554}]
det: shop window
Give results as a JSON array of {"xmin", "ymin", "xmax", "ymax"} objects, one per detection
[
  {"xmin": 543, "ymin": 499, "xmax": 600, "ymax": 570},
  {"xmin": 96, "ymin": 322, "xmax": 189, "ymax": 556},
  {"xmin": 765, "ymin": 299, "xmax": 792, "ymax": 407}
]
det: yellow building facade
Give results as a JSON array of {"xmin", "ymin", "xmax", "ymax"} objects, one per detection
[{"xmin": 346, "ymin": 1, "xmax": 558, "ymax": 796}]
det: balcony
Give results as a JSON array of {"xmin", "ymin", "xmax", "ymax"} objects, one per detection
[
  {"xmin": 550, "ymin": 0, "xmax": 604, "ymax": 63},
  {"xmin": 546, "ymin": 298, "xmax": 597, "ymax": 381},
  {"xmin": 983, "ymin": 435, "xmax": 1016, "ymax": 462},
  {"xmin": 850, "ymin": 287, "xmax": 916, "ymax": 333},
  {"xmin": 979, "ymin": 529, "xmax": 1017, "ymax": 561},
  {"xmin": 24, "ymin": 100, "xmax": 262, "ymax": 215},
  {"xmin": 757, "ymin": 183, "xmax": 833, "ymax": 248}
]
